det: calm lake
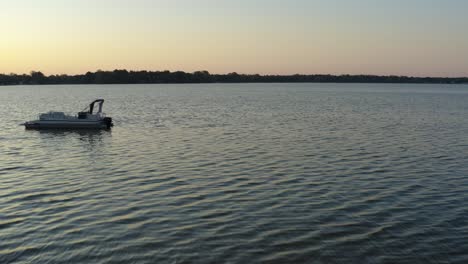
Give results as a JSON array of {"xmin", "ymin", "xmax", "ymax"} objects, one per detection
[{"xmin": 1, "ymin": 83, "xmax": 468, "ymax": 263}]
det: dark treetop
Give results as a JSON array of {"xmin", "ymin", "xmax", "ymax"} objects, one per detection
[{"xmin": 1, "ymin": 70, "xmax": 468, "ymax": 85}]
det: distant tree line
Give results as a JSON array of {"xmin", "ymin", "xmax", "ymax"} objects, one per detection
[{"xmin": 1, "ymin": 70, "xmax": 468, "ymax": 85}]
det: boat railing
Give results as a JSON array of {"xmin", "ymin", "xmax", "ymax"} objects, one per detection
[
  {"xmin": 38, "ymin": 112, "xmax": 76, "ymax": 120},
  {"xmin": 34, "ymin": 111, "xmax": 107, "ymax": 121}
]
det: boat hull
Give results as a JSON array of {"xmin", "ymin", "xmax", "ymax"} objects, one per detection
[{"xmin": 24, "ymin": 120, "xmax": 111, "ymax": 129}]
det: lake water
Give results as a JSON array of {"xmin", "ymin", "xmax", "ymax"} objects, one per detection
[{"xmin": 1, "ymin": 83, "xmax": 468, "ymax": 263}]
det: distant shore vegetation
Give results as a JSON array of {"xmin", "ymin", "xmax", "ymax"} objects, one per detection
[{"xmin": 1, "ymin": 70, "xmax": 468, "ymax": 86}]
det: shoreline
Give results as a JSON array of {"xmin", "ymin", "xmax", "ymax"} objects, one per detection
[
  {"xmin": 1, "ymin": 70, "xmax": 468, "ymax": 86},
  {"xmin": 2, "ymin": 82, "xmax": 468, "ymax": 87}
]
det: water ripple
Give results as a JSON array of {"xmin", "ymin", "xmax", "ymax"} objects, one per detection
[{"xmin": 1, "ymin": 84, "xmax": 468, "ymax": 263}]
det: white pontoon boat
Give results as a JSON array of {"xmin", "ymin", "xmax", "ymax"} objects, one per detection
[{"xmin": 23, "ymin": 99, "xmax": 113, "ymax": 129}]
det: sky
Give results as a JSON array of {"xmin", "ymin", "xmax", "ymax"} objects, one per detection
[{"xmin": 1, "ymin": 0, "xmax": 468, "ymax": 77}]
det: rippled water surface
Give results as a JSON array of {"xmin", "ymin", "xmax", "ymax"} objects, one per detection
[{"xmin": 1, "ymin": 83, "xmax": 468, "ymax": 263}]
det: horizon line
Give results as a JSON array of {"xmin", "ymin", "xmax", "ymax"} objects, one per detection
[{"xmin": 2, "ymin": 70, "xmax": 468, "ymax": 79}]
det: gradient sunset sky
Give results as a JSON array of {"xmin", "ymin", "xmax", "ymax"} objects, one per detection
[{"xmin": 1, "ymin": 0, "xmax": 467, "ymax": 76}]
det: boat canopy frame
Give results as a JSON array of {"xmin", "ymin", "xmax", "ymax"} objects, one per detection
[{"xmin": 81, "ymin": 99, "xmax": 105, "ymax": 114}]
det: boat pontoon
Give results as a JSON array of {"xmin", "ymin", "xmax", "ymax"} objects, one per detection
[{"xmin": 23, "ymin": 99, "xmax": 113, "ymax": 129}]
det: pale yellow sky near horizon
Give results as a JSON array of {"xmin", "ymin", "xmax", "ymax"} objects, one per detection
[{"xmin": 1, "ymin": 0, "xmax": 468, "ymax": 77}]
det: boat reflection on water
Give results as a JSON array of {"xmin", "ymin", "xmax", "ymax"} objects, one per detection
[{"xmin": 30, "ymin": 128, "xmax": 112, "ymax": 152}]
